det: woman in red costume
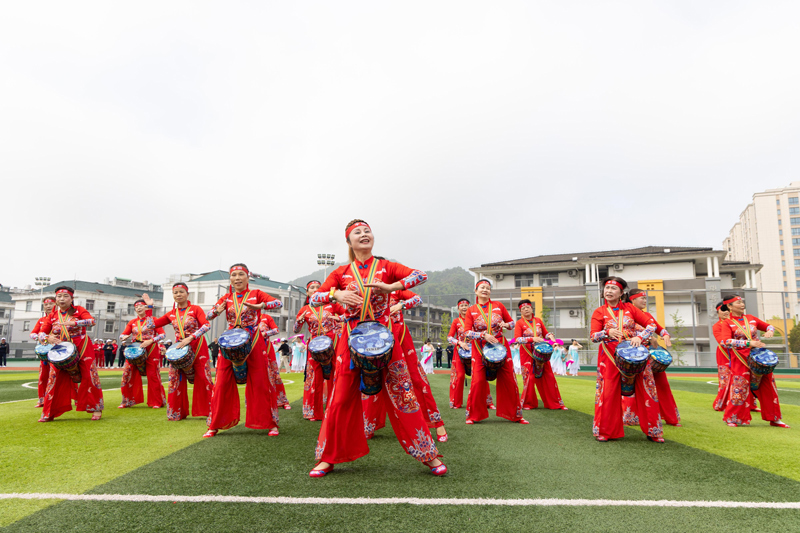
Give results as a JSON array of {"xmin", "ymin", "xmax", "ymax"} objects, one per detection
[
  {"xmin": 295, "ymin": 280, "xmax": 345, "ymax": 421},
  {"xmin": 37, "ymin": 286, "xmax": 104, "ymax": 422},
  {"xmin": 717, "ymin": 294, "xmax": 789, "ymax": 428},
  {"xmin": 712, "ymin": 301, "xmax": 731, "ymax": 411},
  {"xmin": 447, "ymin": 299, "xmax": 494, "ymax": 410},
  {"xmin": 590, "ymin": 277, "xmax": 663, "ymax": 442},
  {"xmin": 259, "ymin": 312, "xmax": 291, "ymax": 410},
  {"xmin": 463, "ymin": 279, "xmax": 525, "ymax": 425},
  {"xmin": 142, "ymin": 284, "xmax": 213, "ymax": 421},
  {"xmin": 514, "ymin": 299, "xmax": 566, "ymax": 410},
  {"xmin": 363, "ymin": 289, "xmax": 448, "ymax": 442},
  {"xmin": 621, "ymin": 290, "xmax": 680, "ymax": 427},
  {"xmin": 203, "ymin": 263, "xmax": 282, "ymax": 438},
  {"xmin": 118, "ymin": 299, "xmax": 167, "ymax": 409},
  {"xmin": 308, "ymin": 219, "xmax": 445, "ymax": 477},
  {"xmin": 30, "ymin": 296, "xmax": 56, "ymax": 408}
]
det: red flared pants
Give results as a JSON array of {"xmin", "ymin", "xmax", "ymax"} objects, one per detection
[
  {"xmin": 120, "ymin": 343, "xmax": 166, "ymax": 408},
  {"xmin": 42, "ymin": 336, "xmax": 104, "ymax": 419},
  {"xmin": 166, "ymin": 338, "xmax": 213, "ymax": 421},
  {"xmin": 465, "ymin": 339, "xmax": 522, "ymax": 423}
]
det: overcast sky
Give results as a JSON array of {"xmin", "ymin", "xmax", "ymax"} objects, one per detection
[{"xmin": 2, "ymin": 1, "xmax": 798, "ymax": 289}]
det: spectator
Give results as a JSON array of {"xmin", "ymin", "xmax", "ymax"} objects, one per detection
[
  {"xmin": 435, "ymin": 343, "xmax": 443, "ymax": 368},
  {"xmin": 0, "ymin": 338, "xmax": 8, "ymax": 367},
  {"xmin": 209, "ymin": 338, "xmax": 220, "ymax": 367},
  {"xmin": 117, "ymin": 342, "xmax": 126, "ymax": 368},
  {"xmin": 103, "ymin": 340, "xmax": 116, "ymax": 368},
  {"xmin": 278, "ymin": 339, "xmax": 292, "ymax": 373},
  {"xmin": 445, "ymin": 344, "xmax": 454, "ymax": 368}
]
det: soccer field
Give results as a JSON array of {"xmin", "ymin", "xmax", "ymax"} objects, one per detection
[{"xmin": 1, "ymin": 370, "xmax": 799, "ymax": 532}]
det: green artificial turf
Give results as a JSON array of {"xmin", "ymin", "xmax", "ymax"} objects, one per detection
[{"xmin": 3, "ymin": 372, "xmax": 800, "ymax": 531}]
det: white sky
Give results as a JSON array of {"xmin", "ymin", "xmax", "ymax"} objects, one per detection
[{"xmin": 2, "ymin": 1, "xmax": 798, "ymax": 289}]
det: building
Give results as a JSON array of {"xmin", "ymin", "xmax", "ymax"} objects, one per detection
[
  {"xmin": 724, "ymin": 181, "xmax": 800, "ymax": 321},
  {"xmin": 8, "ymin": 278, "xmax": 163, "ymax": 359},
  {"xmin": 0, "ymin": 289, "xmax": 13, "ymax": 340},
  {"xmin": 470, "ymin": 246, "xmax": 766, "ymax": 366}
]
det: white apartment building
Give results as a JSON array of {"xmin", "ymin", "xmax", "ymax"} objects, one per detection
[{"xmin": 724, "ymin": 182, "xmax": 800, "ymax": 321}]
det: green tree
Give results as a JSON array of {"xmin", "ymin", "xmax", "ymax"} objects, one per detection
[
  {"xmin": 668, "ymin": 310, "xmax": 688, "ymax": 366},
  {"xmin": 789, "ymin": 324, "xmax": 800, "ymax": 353},
  {"xmin": 439, "ymin": 312, "xmax": 451, "ymax": 346},
  {"xmin": 541, "ymin": 306, "xmax": 552, "ymax": 330}
]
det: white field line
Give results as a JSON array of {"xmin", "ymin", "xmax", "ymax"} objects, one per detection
[
  {"xmin": 705, "ymin": 380, "xmax": 800, "ymax": 393},
  {"xmin": 2, "ymin": 493, "xmax": 800, "ymax": 508}
]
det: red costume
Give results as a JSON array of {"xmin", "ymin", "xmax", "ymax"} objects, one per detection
[
  {"xmin": 590, "ymin": 302, "xmax": 663, "ymax": 441},
  {"xmin": 717, "ymin": 314, "xmax": 781, "ymax": 426},
  {"xmin": 119, "ymin": 313, "xmax": 167, "ymax": 408},
  {"xmin": 363, "ymin": 290, "xmax": 444, "ymax": 437},
  {"xmin": 712, "ymin": 320, "xmax": 731, "ymax": 411},
  {"xmin": 310, "ymin": 257, "xmax": 439, "ymax": 466},
  {"xmin": 463, "ymin": 300, "xmax": 523, "ymax": 423},
  {"xmin": 259, "ymin": 314, "xmax": 289, "ymax": 409},
  {"xmin": 30, "ymin": 316, "xmax": 51, "ymax": 405},
  {"xmin": 448, "ymin": 314, "xmax": 493, "ymax": 409},
  {"xmin": 514, "ymin": 316, "xmax": 565, "ymax": 410},
  {"xmin": 206, "ymin": 287, "xmax": 281, "ymax": 432},
  {"xmin": 93, "ymin": 341, "xmax": 104, "ymax": 368},
  {"xmin": 148, "ymin": 303, "xmax": 213, "ymax": 420},
  {"xmin": 294, "ymin": 302, "xmax": 345, "ymax": 420},
  {"xmin": 38, "ymin": 305, "xmax": 104, "ymax": 420}
]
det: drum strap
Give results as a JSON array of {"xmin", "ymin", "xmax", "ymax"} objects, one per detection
[
  {"xmin": 56, "ymin": 311, "xmax": 71, "ymax": 341},
  {"xmin": 249, "ymin": 330, "xmax": 261, "ymax": 352},
  {"xmin": 175, "ymin": 307, "xmax": 191, "ymax": 340},
  {"xmin": 312, "ymin": 307, "xmax": 326, "ymax": 337},
  {"xmin": 476, "ymin": 303, "xmax": 494, "ymax": 337},
  {"xmin": 600, "ymin": 342, "xmax": 623, "ymax": 373},
  {"xmin": 728, "ymin": 316, "xmax": 753, "ymax": 341},
  {"xmin": 350, "ymin": 260, "xmax": 379, "ymax": 322},
  {"xmin": 522, "ymin": 316, "xmax": 538, "ymax": 337},
  {"xmin": 605, "ymin": 306, "xmax": 629, "ymax": 340},
  {"xmin": 232, "ymin": 291, "xmax": 251, "ymax": 328}
]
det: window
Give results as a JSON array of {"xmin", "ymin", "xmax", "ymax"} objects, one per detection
[
  {"xmin": 780, "ymin": 229, "xmax": 783, "ymax": 236},
  {"xmin": 778, "ymin": 199, "xmax": 782, "ymax": 205},
  {"xmin": 23, "ymin": 320, "xmax": 31, "ymax": 331},
  {"xmin": 197, "ymin": 292, "xmax": 205, "ymax": 304},
  {"xmin": 127, "ymin": 304, "xmax": 135, "ymax": 315},
  {"xmin": 781, "ymin": 240, "xmax": 785, "ymax": 246},
  {"xmin": 791, "ymin": 207, "xmax": 800, "ymax": 215},
  {"xmin": 792, "ymin": 218, "xmax": 800, "ymax": 225},
  {"xmin": 85, "ymin": 299, "xmax": 94, "ymax": 311},
  {"xmin": 787, "ymin": 302, "xmax": 791, "ymax": 309},
  {"xmin": 793, "ymin": 238, "xmax": 800, "ymax": 245},
  {"xmin": 548, "ymin": 310, "xmax": 561, "ymax": 328},
  {"xmin": 796, "ymin": 270, "xmax": 800, "ymax": 277},
  {"xmin": 25, "ymin": 301, "xmax": 32, "ymax": 312},
  {"xmin": 514, "ymin": 273, "xmax": 534, "ymax": 288},
  {"xmin": 106, "ymin": 302, "xmax": 115, "ymax": 313},
  {"xmin": 104, "ymin": 322, "xmax": 115, "ymax": 333},
  {"xmin": 0, "ymin": 310, "xmax": 5, "ymax": 319},
  {"xmin": 791, "ymin": 197, "xmax": 799, "ymax": 205},
  {"xmin": 783, "ymin": 260, "xmax": 786, "ymax": 266},
  {"xmin": 540, "ymin": 272, "xmax": 559, "ymax": 287},
  {"xmin": 793, "ymin": 228, "xmax": 800, "ymax": 236},
  {"xmin": 778, "ymin": 209, "xmax": 782, "ymax": 215},
  {"xmin": 0, "ymin": 325, "xmax": 6, "ymax": 336}
]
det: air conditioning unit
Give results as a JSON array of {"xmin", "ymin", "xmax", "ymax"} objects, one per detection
[
  {"xmin": 613, "ymin": 263, "xmax": 624, "ymax": 271},
  {"xmin": 569, "ymin": 310, "xmax": 578, "ymax": 317},
  {"xmin": 567, "ymin": 269, "xmax": 579, "ymax": 277},
  {"xmin": 495, "ymin": 274, "xmax": 504, "ymax": 281}
]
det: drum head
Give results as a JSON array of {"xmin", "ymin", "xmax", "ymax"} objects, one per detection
[
  {"xmin": 751, "ymin": 348, "xmax": 778, "ymax": 366},
  {"xmin": 649, "ymin": 348, "xmax": 672, "ymax": 366},
  {"xmin": 35, "ymin": 344, "xmax": 53, "ymax": 356},
  {"xmin": 483, "ymin": 343, "xmax": 507, "ymax": 363},
  {"xmin": 458, "ymin": 347, "xmax": 471, "ymax": 359},
  {"xmin": 616, "ymin": 341, "xmax": 650, "ymax": 363},
  {"xmin": 533, "ymin": 342, "xmax": 553, "ymax": 356},
  {"xmin": 219, "ymin": 328, "xmax": 250, "ymax": 348},
  {"xmin": 309, "ymin": 335, "xmax": 332, "ymax": 352},
  {"xmin": 349, "ymin": 321, "xmax": 393, "ymax": 356},
  {"xmin": 166, "ymin": 346, "xmax": 190, "ymax": 361},
  {"xmin": 49, "ymin": 342, "xmax": 76, "ymax": 363},
  {"xmin": 124, "ymin": 343, "xmax": 144, "ymax": 358}
]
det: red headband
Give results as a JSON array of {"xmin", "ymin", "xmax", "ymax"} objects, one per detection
[
  {"xmin": 519, "ymin": 303, "xmax": 532, "ymax": 310},
  {"xmin": 723, "ymin": 296, "xmax": 742, "ymax": 305},
  {"xmin": 230, "ymin": 265, "xmax": 249, "ymax": 275},
  {"xmin": 43, "ymin": 297, "xmax": 56, "ymax": 303},
  {"xmin": 56, "ymin": 289, "xmax": 72, "ymax": 295},
  {"xmin": 629, "ymin": 292, "xmax": 646, "ymax": 300},
  {"xmin": 604, "ymin": 280, "xmax": 624, "ymax": 290},
  {"xmin": 476, "ymin": 279, "xmax": 492, "ymax": 289},
  {"xmin": 306, "ymin": 280, "xmax": 322, "ymax": 289},
  {"xmin": 345, "ymin": 222, "xmax": 370, "ymax": 240}
]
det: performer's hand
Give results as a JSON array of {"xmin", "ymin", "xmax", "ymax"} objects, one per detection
[
  {"xmin": 177, "ymin": 338, "xmax": 192, "ymax": 349},
  {"xmin": 532, "ymin": 336, "xmax": 544, "ymax": 343},
  {"xmin": 334, "ymin": 290, "xmax": 363, "ymax": 307},
  {"xmin": 363, "ymin": 281, "xmax": 400, "ymax": 295},
  {"xmin": 458, "ymin": 341, "xmax": 470, "ymax": 350},
  {"xmin": 629, "ymin": 337, "xmax": 642, "ymax": 347},
  {"xmin": 243, "ymin": 301, "xmax": 265, "ymax": 310},
  {"xmin": 763, "ymin": 330, "xmax": 774, "ymax": 339},
  {"xmin": 750, "ymin": 340, "xmax": 766, "ymax": 349},
  {"xmin": 483, "ymin": 333, "xmax": 499, "ymax": 345},
  {"xmin": 663, "ymin": 335, "xmax": 673, "ymax": 348},
  {"xmin": 141, "ymin": 340, "xmax": 154, "ymax": 349},
  {"xmin": 215, "ymin": 302, "xmax": 226, "ymax": 315},
  {"xmin": 142, "ymin": 293, "xmax": 154, "ymax": 306},
  {"xmin": 608, "ymin": 328, "xmax": 623, "ymax": 341},
  {"xmin": 390, "ymin": 303, "xmax": 403, "ymax": 315},
  {"xmin": 47, "ymin": 334, "xmax": 60, "ymax": 345},
  {"xmin": 63, "ymin": 320, "xmax": 76, "ymax": 327}
]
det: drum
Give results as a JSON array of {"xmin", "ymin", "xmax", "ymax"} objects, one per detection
[
  {"xmin": 48, "ymin": 342, "xmax": 81, "ymax": 383},
  {"xmin": 308, "ymin": 335, "xmax": 334, "ymax": 380},
  {"xmin": 458, "ymin": 346, "xmax": 472, "ymax": 377},
  {"xmin": 34, "ymin": 343, "xmax": 52, "ymax": 363},
  {"xmin": 124, "ymin": 343, "xmax": 148, "ymax": 376},
  {"xmin": 349, "ymin": 321, "xmax": 394, "ymax": 396},
  {"xmin": 613, "ymin": 341, "xmax": 650, "ymax": 396},
  {"xmin": 166, "ymin": 344, "xmax": 196, "ymax": 384},
  {"xmin": 219, "ymin": 328, "xmax": 252, "ymax": 384},
  {"xmin": 482, "ymin": 342, "xmax": 507, "ymax": 381},
  {"xmin": 649, "ymin": 348, "xmax": 673, "ymax": 374},
  {"xmin": 532, "ymin": 342, "xmax": 553, "ymax": 379},
  {"xmin": 748, "ymin": 348, "xmax": 778, "ymax": 391}
]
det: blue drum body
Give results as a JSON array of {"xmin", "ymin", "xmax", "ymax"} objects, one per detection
[
  {"xmin": 49, "ymin": 342, "xmax": 81, "ymax": 383},
  {"xmin": 532, "ymin": 342, "xmax": 553, "ymax": 379},
  {"xmin": 458, "ymin": 346, "xmax": 472, "ymax": 377},
  {"xmin": 482, "ymin": 342, "xmax": 508, "ymax": 381},
  {"xmin": 35, "ymin": 343, "xmax": 52, "ymax": 363},
  {"xmin": 614, "ymin": 341, "xmax": 650, "ymax": 396},
  {"xmin": 308, "ymin": 335, "xmax": 334, "ymax": 380},
  {"xmin": 219, "ymin": 328, "xmax": 251, "ymax": 385},
  {"xmin": 749, "ymin": 348, "xmax": 778, "ymax": 391},
  {"xmin": 166, "ymin": 344, "xmax": 196, "ymax": 383},
  {"xmin": 649, "ymin": 348, "xmax": 673, "ymax": 374},
  {"xmin": 124, "ymin": 342, "xmax": 148, "ymax": 376},
  {"xmin": 349, "ymin": 321, "xmax": 394, "ymax": 396}
]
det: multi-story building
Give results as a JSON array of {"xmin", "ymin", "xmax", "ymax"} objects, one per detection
[
  {"xmin": 0, "ymin": 289, "xmax": 14, "ymax": 341},
  {"xmin": 9, "ymin": 278, "xmax": 163, "ymax": 359},
  {"xmin": 470, "ymin": 246, "xmax": 765, "ymax": 366},
  {"xmin": 724, "ymin": 181, "xmax": 800, "ymax": 321}
]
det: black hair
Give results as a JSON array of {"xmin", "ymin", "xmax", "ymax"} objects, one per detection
[
  {"xmin": 134, "ymin": 299, "xmax": 146, "ymax": 306},
  {"xmin": 601, "ymin": 276, "xmax": 628, "ymax": 291},
  {"xmin": 624, "ymin": 288, "xmax": 645, "ymax": 303},
  {"xmin": 457, "ymin": 298, "xmax": 470, "ymax": 306},
  {"xmin": 230, "ymin": 263, "xmax": 248, "ymax": 272},
  {"xmin": 173, "ymin": 282, "xmax": 189, "ymax": 291},
  {"xmin": 518, "ymin": 299, "xmax": 532, "ymax": 309},
  {"xmin": 721, "ymin": 293, "xmax": 741, "ymax": 302},
  {"xmin": 54, "ymin": 285, "xmax": 74, "ymax": 295}
]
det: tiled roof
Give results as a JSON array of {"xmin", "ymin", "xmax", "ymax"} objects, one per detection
[
  {"xmin": 479, "ymin": 246, "xmax": 718, "ymax": 267},
  {"xmin": 189, "ymin": 271, "xmax": 300, "ymax": 292},
  {"xmin": 38, "ymin": 280, "xmax": 164, "ymax": 299}
]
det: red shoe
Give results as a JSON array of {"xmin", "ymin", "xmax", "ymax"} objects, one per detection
[
  {"xmin": 366, "ymin": 433, "xmax": 374, "ymax": 440},
  {"xmin": 37, "ymin": 416, "xmax": 51, "ymax": 423},
  {"xmin": 424, "ymin": 460, "xmax": 447, "ymax": 476},
  {"xmin": 283, "ymin": 405, "xmax": 292, "ymax": 410},
  {"xmin": 519, "ymin": 419, "xmax": 530, "ymax": 425},
  {"xmin": 91, "ymin": 413, "xmax": 102, "ymax": 421},
  {"xmin": 465, "ymin": 420, "xmax": 474, "ymax": 425},
  {"xmin": 437, "ymin": 432, "xmax": 448, "ymax": 442},
  {"xmin": 726, "ymin": 422, "xmax": 738, "ymax": 427},
  {"xmin": 117, "ymin": 405, "xmax": 129, "ymax": 409},
  {"xmin": 596, "ymin": 436, "xmax": 608, "ymax": 442},
  {"xmin": 268, "ymin": 428, "xmax": 279, "ymax": 436},
  {"xmin": 34, "ymin": 402, "xmax": 44, "ymax": 408},
  {"xmin": 561, "ymin": 407, "xmax": 569, "ymax": 411},
  {"xmin": 309, "ymin": 464, "xmax": 334, "ymax": 478},
  {"xmin": 488, "ymin": 404, "xmax": 496, "ymax": 410},
  {"xmin": 647, "ymin": 436, "xmax": 665, "ymax": 443},
  {"xmin": 753, "ymin": 408, "xmax": 762, "ymax": 413},
  {"xmin": 202, "ymin": 429, "xmax": 218, "ymax": 438},
  {"xmin": 771, "ymin": 421, "xmax": 791, "ymax": 428}
]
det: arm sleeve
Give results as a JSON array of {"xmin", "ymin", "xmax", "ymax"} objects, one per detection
[
  {"xmin": 153, "ymin": 327, "xmax": 166, "ymax": 343},
  {"xmin": 629, "ymin": 305, "xmax": 656, "ymax": 342},
  {"xmin": 590, "ymin": 308, "xmax": 608, "ymax": 343},
  {"xmin": 752, "ymin": 316, "xmax": 775, "ymax": 334},
  {"xmin": 499, "ymin": 303, "xmax": 513, "ymax": 324},
  {"xmin": 39, "ymin": 318, "xmax": 52, "ymax": 336},
  {"xmin": 121, "ymin": 320, "xmax": 133, "ymax": 336},
  {"xmin": 717, "ymin": 321, "xmax": 749, "ymax": 349},
  {"xmin": 293, "ymin": 307, "xmax": 306, "ymax": 333},
  {"xmin": 256, "ymin": 291, "xmax": 282, "ymax": 310},
  {"xmin": 464, "ymin": 309, "xmax": 484, "ymax": 340},
  {"xmin": 75, "ymin": 308, "xmax": 95, "ymax": 327},
  {"xmin": 207, "ymin": 295, "xmax": 228, "ymax": 320},
  {"xmin": 151, "ymin": 312, "xmax": 172, "ymax": 328},
  {"xmin": 386, "ymin": 262, "xmax": 427, "ymax": 290},
  {"xmin": 447, "ymin": 320, "xmax": 459, "ymax": 345},
  {"xmin": 311, "ymin": 267, "xmax": 343, "ymax": 307},
  {"xmin": 537, "ymin": 318, "xmax": 553, "ymax": 339}
]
